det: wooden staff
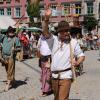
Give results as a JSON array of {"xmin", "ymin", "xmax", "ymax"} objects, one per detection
[
  {"xmin": 14, "ymin": 14, "xmax": 25, "ymax": 27},
  {"xmin": 69, "ymin": 42, "xmax": 76, "ymax": 82}
]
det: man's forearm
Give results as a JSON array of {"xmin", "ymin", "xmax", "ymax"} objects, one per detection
[
  {"xmin": 42, "ymin": 20, "xmax": 49, "ymax": 34},
  {"xmin": 76, "ymin": 56, "xmax": 85, "ymax": 66},
  {"xmin": 42, "ymin": 16, "xmax": 49, "ymax": 35}
]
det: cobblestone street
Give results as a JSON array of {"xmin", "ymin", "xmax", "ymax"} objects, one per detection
[{"xmin": 0, "ymin": 50, "xmax": 100, "ymax": 100}]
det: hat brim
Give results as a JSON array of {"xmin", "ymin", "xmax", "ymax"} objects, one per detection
[{"xmin": 57, "ymin": 27, "xmax": 70, "ymax": 32}]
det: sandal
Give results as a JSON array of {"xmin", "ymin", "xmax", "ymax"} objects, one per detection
[{"xmin": 40, "ymin": 92, "xmax": 48, "ymax": 97}]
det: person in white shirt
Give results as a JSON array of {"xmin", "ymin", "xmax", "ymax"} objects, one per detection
[
  {"xmin": 27, "ymin": 31, "xmax": 35, "ymax": 57},
  {"xmin": 37, "ymin": 34, "xmax": 52, "ymax": 96},
  {"xmin": 41, "ymin": 9, "xmax": 85, "ymax": 100}
]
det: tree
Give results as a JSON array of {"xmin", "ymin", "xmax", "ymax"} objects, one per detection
[
  {"xmin": 28, "ymin": 0, "xmax": 40, "ymax": 6},
  {"xmin": 27, "ymin": 2, "xmax": 40, "ymax": 26},
  {"xmin": 83, "ymin": 16, "xmax": 98, "ymax": 32}
]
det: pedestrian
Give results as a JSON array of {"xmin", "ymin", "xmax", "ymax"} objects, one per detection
[
  {"xmin": 0, "ymin": 26, "xmax": 21, "ymax": 91},
  {"xmin": 19, "ymin": 30, "xmax": 29, "ymax": 59},
  {"xmin": 97, "ymin": 34, "xmax": 100, "ymax": 59},
  {"xmin": 41, "ymin": 9, "xmax": 85, "ymax": 100},
  {"xmin": 27, "ymin": 31, "xmax": 35, "ymax": 58},
  {"xmin": 37, "ymin": 33, "xmax": 52, "ymax": 96}
]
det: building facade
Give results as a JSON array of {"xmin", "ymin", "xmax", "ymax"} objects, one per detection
[
  {"xmin": 40, "ymin": 0, "xmax": 100, "ymax": 32},
  {"xmin": 0, "ymin": 0, "xmax": 29, "ymax": 26}
]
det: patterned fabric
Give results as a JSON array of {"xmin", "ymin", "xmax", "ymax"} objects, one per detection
[{"xmin": 40, "ymin": 61, "xmax": 52, "ymax": 93}]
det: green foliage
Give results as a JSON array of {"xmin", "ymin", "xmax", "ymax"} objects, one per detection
[
  {"xmin": 83, "ymin": 16, "xmax": 97, "ymax": 31},
  {"xmin": 27, "ymin": 3, "xmax": 40, "ymax": 26},
  {"xmin": 27, "ymin": 4, "xmax": 40, "ymax": 17}
]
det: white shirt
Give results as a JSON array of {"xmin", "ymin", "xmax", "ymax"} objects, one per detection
[
  {"xmin": 51, "ymin": 35, "xmax": 84, "ymax": 79},
  {"xmin": 29, "ymin": 35, "xmax": 34, "ymax": 42},
  {"xmin": 37, "ymin": 36, "xmax": 52, "ymax": 56}
]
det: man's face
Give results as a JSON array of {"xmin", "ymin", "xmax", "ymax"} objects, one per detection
[
  {"xmin": 8, "ymin": 32, "xmax": 15, "ymax": 37},
  {"xmin": 59, "ymin": 30, "xmax": 70, "ymax": 41}
]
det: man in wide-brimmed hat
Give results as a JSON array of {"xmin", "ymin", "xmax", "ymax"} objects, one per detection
[
  {"xmin": 0, "ymin": 26, "xmax": 21, "ymax": 91},
  {"xmin": 41, "ymin": 9, "xmax": 85, "ymax": 100}
]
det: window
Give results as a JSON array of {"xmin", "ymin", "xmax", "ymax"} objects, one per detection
[
  {"xmin": 62, "ymin": 3, "xmax": 70, "ymax": 15},
  {"xmin": 50, "ymin": 4, "xmax": 56, "ymax": 10},
  {"xmin": 7, "ymin": 8, "xmax": 11, "ymax": 16},
  {"xmin": 0, "ymin": 8, "xmax": 4, "ymax": 15},
  {"xmin": 87, "ymin": 2, "xmax": 93, "ymax": 14},
  {"xmin": 15, "ymin": 7, "xmax": 20, "ymax": 17},
  {"xmin": 75, "ymin": 4, "xmax": 81, "ymax": 14},
  {"xmin": 50, "ymin": 4, "xmax": 61, "ymax": 16},
  {"xmin": 40, "ymin": 5, "xmax": 44, "ymax": 10},
  {"xmin": 15, "ymin": 0, "xmax": 20, "ymax": 3}
]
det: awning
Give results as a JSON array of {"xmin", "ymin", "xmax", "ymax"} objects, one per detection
[{"xmin": 22, "ymin": 27, "xmax": 42, "ymax": 33}]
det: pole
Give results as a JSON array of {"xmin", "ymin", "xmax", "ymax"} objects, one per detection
[
  {"xmin": 14, "ymin": 14, "xmax": 25, "ymax": 27},
  {"xmin": 69, "ymin": 42, "xmax": 76, "ymax": 82}
]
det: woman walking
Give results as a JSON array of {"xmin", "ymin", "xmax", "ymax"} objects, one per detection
[{"xmin": 37, "ymin": 34, "xmax": 52, "ymax": 96}]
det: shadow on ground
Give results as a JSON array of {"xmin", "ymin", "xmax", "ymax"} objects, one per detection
[{"xmin": 13, "ymin": 80, "xmax": 27, "ymax": 89}]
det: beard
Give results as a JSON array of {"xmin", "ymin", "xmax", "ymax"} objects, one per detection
[{"xmin": 59, "ymin": 35, "xmax": 71, "ymax": 43}]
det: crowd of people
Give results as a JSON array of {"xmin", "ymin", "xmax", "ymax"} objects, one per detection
[{"xmin": 0, "ymin": 8, "xmax": 100, "ymax": 100}]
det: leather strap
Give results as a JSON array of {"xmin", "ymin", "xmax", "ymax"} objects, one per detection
[{"xmin": 52, "ymin": 68, "xmax": 71, "ymax": 74}]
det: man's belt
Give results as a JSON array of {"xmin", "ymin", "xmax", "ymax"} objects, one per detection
[{"xmin": 52, "ymin": 68, "xmax": 71, "ymax": 74}]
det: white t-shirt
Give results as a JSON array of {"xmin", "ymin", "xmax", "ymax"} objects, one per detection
[{"xmin": 51, "ymin": 35, "xmax": 84, "ymax": 79}]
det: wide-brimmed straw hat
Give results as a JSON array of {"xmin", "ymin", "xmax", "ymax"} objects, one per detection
[{"xmin": 57, "ymin": 21, "xmax": 70, "ymax": 32}]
